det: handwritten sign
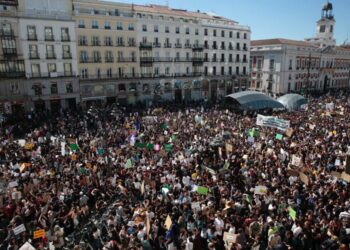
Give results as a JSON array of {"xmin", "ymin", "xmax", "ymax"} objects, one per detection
[
  {"xmin": 13, "ymin": 224, "xmax": 26, "ymax": 235},
  {"xmin": 33, "ymin": 229, "xmax": 46, "ymax": 239}
]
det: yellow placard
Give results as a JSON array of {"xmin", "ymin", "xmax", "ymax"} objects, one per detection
[{"xmin": 33, "ymin": 229, "xmax": 46, "ymax": 239}]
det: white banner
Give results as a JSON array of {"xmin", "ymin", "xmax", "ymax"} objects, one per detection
[{"xmin": 256, "ymin": 114, "xmax": 290, "ymax": 131}]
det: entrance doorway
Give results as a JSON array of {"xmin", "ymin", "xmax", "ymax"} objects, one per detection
[{"xmin": 175, "ymin": 89, "xmax": 182, "ymax": 102}]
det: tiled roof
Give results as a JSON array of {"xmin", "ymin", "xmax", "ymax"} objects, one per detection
[{"xmin": 251, "ymin": 38, "xmax": 318, "ymax": 48}]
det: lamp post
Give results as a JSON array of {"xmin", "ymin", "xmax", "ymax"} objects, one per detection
[{"xmin": 306, "ymin": 52, "xmax": 311, "ymax": 98}]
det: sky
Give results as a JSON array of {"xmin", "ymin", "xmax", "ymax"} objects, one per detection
[{"xmin": 112, "ymin": 0, "xmax": 350, "ymax": 45}]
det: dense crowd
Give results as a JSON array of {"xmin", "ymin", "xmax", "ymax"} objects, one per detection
[{"xmin": 0, "ymin": 94, "xmax": 350, "ymax": 250}]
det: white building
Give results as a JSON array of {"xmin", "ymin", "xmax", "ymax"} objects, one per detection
[
  {"xmin": 250, "ymin": 1, "xmax": 350, "ymax": 96},
  {"xmin": 17, "ymin": 0, "xmax": 80, "ymax": 112}
]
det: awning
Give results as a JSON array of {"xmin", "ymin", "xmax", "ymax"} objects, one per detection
[{"xmin": 277, "ymin": 94, "xmax": 308, "ymax": 110}]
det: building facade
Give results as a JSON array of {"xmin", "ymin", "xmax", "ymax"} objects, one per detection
[
  {"xmin": 18, "ymin": 0, "xmax": 80, "ymax": 112},
  {"xmin": 74, "ymin": 0, "xmax": 251, "ymax": 107},
  {"xmin": 0, "ymin": 0, "xmax": 26, "ymax": 114},
  {"xmin": 250, "ymin": 2, "xmax": 350, "ymax": 96}
]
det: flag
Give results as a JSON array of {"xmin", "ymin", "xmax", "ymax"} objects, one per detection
[
  {"xmin": 288, "ymin": 207, "xmax": 296, "ymax": 221},
  {"xmin": 275, "ymin": 134, "xmax": 283, "ymax": 140},
  {"xmin": 146, "ymin": 143, "xmax": 154, "ymax": 150},
  {"xmin": 163, "ymin": 144, "xmax": 173, "ymax": 152},
  {"xmin": 70, "ymin": 144, "xmax": 78, "ymax": 151},
  {"xmin": 161, "ymin": 122, "xmax": 168, "ymax": 130},
  {"xmin": 125, "ymin": 159, "xmax": 133, "ymax": 168},
  {"xmin": 196, "ymin": 186, "xmax": 208, "ymax": 195}
]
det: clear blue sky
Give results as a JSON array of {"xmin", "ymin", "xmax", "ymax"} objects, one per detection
[{"xmin": 113, "ymin": 0, "xmax": 350, "ymax": 45}]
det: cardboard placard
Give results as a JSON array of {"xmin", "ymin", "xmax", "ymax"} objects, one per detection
[
  {"xmin": 285, "ymin": 128, "xmax": 294, "ymax": 137},
  {"xmin": 291, "ymin": 155, "xmax": 302, "ymax": 167},
  {"xmin": 331, "ymin": 171, "xmax": 342, "ymax": 179},
  {"xmin": 341, "ymin": 172, "xmax": 350, "ymax": 182},
  {"xmin": 254, "ymin": 186, "xmax": 267, "ymax": 195},
  {"xmin": 191, "ymin": 202, "xmax": 201, "ymax": 212},
  {"xmin": 223, "ymin": 232, "xmax": 238, "ymax": 244},
  {"xmin": 225, "ymin": 143, "xmax": 233, "ymax": 153},
  {"xmin": 299, "ymin": 172, "xmax": 309, "ymax": 185},
  {"xmin": 13, "ymin": 224, "xmax": 26, "ymax": 235},
  {"xmin": 33, "ymin": 229, "xmax": 46, "ymax": 239},
  {"xmin": 287, "ymin": 168, "xmax": 299, "ymax": 177},
  {"xmin": 165, "ymin": 215, "xmax": 172, "ymax": 230}
]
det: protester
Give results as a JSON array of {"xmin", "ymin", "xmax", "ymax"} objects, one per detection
[{"xmin": 0, "ymin": 93, "xmax": 350, "ymax": 250}]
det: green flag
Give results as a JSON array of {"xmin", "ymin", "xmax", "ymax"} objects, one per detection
[
  {"xmin": 125, "ymin": 159, "xmax": 133, "ymax": 168},
  {"xmin": 268, "ymin": 227, "xmax": 279, "ymax": 236},
  {"xmin": 196, "ymin": 186, "xmax": 208, "ymax": 195},
  {"xmin": 161, "ymin": 122, "xmax": 168, "ymax": 130},
  {"xmin": 275, "ymin": 133, "xmax": 283, "ymax": 140},
  {"xmin": 171, "ymin": 135, "xmax": 177, "ymax": 142},
  {"xmin": 70, "ymin": 143, "xmax": 78, "ymax": 151},
  {"xmin": 248, "ymin": 129, "xmax": 259, "ymax": 138},
  {"xmin": 146, "ymin": 143, "xmax": 154, "ymax": 150},
  {"xmin": 288, "ymin": 207, "xmax": 296, "ymax": 221},
  {"xmin": 244, "ymin": 194, "xmax": 253, "ymax": 204},
  {"xmin": 136, "ymin": 142, "xmax": 145, "ymax": 148},
  {"xmin": 164, "ymin": 144, "xmax": 173, "ymax": 152},
  {"xmin": 97, "ymin": 148, "xmax": 103, "ymax": 155}
]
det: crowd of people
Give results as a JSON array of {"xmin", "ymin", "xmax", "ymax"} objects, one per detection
[{"xmin": 0, "ymin": 93, "xmax": 350, "ymax": 250}]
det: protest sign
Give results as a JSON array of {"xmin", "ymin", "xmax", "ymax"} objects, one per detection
[
  {"xmin": 19, "ymin": 242, "xmax": 36, "ymax": 250},
  {"xmin": 288, "ymin": 207, "xmax": 297, "ymax": 221},
  {"xmin": 326, "ymin": 102, "xmax": 334, "ymax": 111},
  {"xmin": 299, "ymin": 172, "xmax": 309, "ymax": 185},
  {"xmin": 165, "ymin": 215, "xmax": 172, "ymax": 230},
  {"xmin": 196, "ymin": 186, "xmax": 209, "ymax": 195},
  {"xmin": 256, "ymin": 114, "xmax": 290, "ymax": 131},
  {"xmin": 275, "ymin": 134, "xmax": 283, "ymax": 140},
  {"xmin": 191, "ymin": 202, "xmax": 201, "ymax": 212},
  {"xmin": 247, "ymin": 137, "xmax": 255, "ymax": 143},
  {"xmin": 331, "ymin": 171, "xmax": 342, "ymax": 179},
  {"xmin": 225, "ymin": 143, "xmax": 233, "ymax": 153},
  {"xmin": 291, "ymin": 155, "xmax": 302, "ymax": 167},
  {"xmin": 8, "ymin": 180, "xmax": 18, "ymax": 188},
  {"xmin": 125, "ymin": 159, "xmax": 133, "ymax": 168},
  {"xmin": 13, "ymin": 224, "xmax": 26, "ymax": 235},
  {"xmin": 33, "ymin": 229, "xmax": 45, "ymax": 239},
  {"xmin": 341, "ymin": 172, "xmax": 350, "ymax": 182},
  {"xmin": 254, "ymin": 186, "xmax": 267, "ymax": 195},
  {"xmin": 285, "ymin": 128, "xmax": 294, "ymax": 137},
  {"xmin": 223, "ymin": 232, "xmax": 238, "ymax": 244}
]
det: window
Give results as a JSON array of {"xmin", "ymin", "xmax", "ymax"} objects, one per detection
[
  {"xmin": 29, "ymin": 44, "xmax": 38, "ymax": 59},
  {"xmin": 66, "ymin": 82, "xmax": 73, "ymax": 93},
  {"xmin": 213, "ymin": 29, "xmax": 216, "ymax": 37},
  {"xmin": 186, "ymin": 67, "xmax": 190, "ymax": 74},
  {"xmin": 154, "ymin": 25, "xmax": 158, "ymax": 32},
  {"xmin": 48, "ymin": 63, "xmax": 56, "ymax": 73},
  {"xmin": 221, "ymin": 66, "xmax": 225, "ymax": 75},
  {"xmin": 186, "ymin": 27, "xmax": 190, "ymax": 34},
  {"xmin": 64, "ymin": 63, "xmax": 72, "ymax": 76},
  {"xmin": 128, "ymin": 23, "xmax": 134, "ymax": 31},
  {"xmin": 165, "ymin": 26, "xmax": 169, "ymax": 33},
  {"xmin": 117, "ymin": 37, "xmax": 124, "ymax": 46},
  {"xmin": 80, "ymin": 51, "xmax": 88, "ymax": 62},
  {"xmin": 51, "ymin": 83, "xmax": 58, "ymax": 94},
  {"xmin": 62, "ymin": 45, "xmax": 71, "ymax": 58},
  {"xmin": 78, "ymin": 20, "xmax": 85, "ymax": 28},
  {"xmin": 46, "ymin": 45, "xmax": 55, "ymax": 59},
  {"xmin": 154, "ymin": 67, "xmax": 159, "ymax": 75},
  {"xmin": 81, "ymin": 69, "xmax": 88, "ymax": 79},
  {"xmin": 142, "ymin": 24, "xmax": 147, "ymax": 32},
  {"xmin": 105, "ymin": 21, "xmax": 111, "ymax": 29},
  {"xmin": 195, "ymin": 28, "xmax": 199, "ymax": 35},
  {"xmin": 320, "ymin": 25, "xmax": 326, "ymax": 33},
  {"xmin": 128, "ymin": 37, "xmax": 135, "ymax": 47},
  {"xmin": 165, "ymin": 67, "xmax": 170, "ymax": 75},
  {"xmin": 229, "ymin": 31, "xmax": 232, "ymax": 38},
  {"xmin": 117, "ymin": 22, "xmax": 123, "ymax": 30},
  {"xmin": 92, "ymin": 36, "xmax": 100, "ymax": 46},
  {"xmin": 93, "ymin": 51, "xmax": 101, "ymax": 62},
  {"xmin": 105, "ymin": 36, "xmax": 113, "ymax": 46},
  {"xmin": 92, "ymin": 20, "xmax": 98, "ymax": 29},
  {"xmin": 221, "ymin": 30, "xmax": 225, "ymax": 37},
  {"xmin": 289, "ymin": 59, "xmax": 293, "ymax": 69},
  {"xmin": 204, "ymin": 29, "xmax": 208, "ymax": 36},
  {"xmin": 27, "ymin": 26, "xmax": 37, "ymax": 40},
  {"xmin": 330, "ymin": 25, "xmax": 333, "ymax": 33},
  {"xmin": 31, "ymin": 64, "xmax": 40, "ymax": 77},
  {"xmin": 44, "ymin": 27, "xmax": 53, "ymax": 41},
  {"xmin": 269, "ymin": 59, "xmax": 275, "ymax": 69},
  {"xmin": 107, "ymin": 68, "xmax": 112, "ymax": 78},
  {"xmin": 244, "ymin": 33, "xmax": 247, "ymax": 39},
  {"xmin": 236, "ymin": 66, "xmax": 239, "ymax": 75},
  {"xmin": 61, "ymin": 28, "xmax": 69, "ymax": 41},
  {"xmin": 176, "ymin": 27, "xmax": 180, "ymax": 34},
  {"xmin": 32, "ymin": 84, "xmax": 42, "ymax": 96}
]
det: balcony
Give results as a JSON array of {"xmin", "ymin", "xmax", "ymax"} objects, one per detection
[
  {"xmin": 139, "ymin": 42, "xmax": 153, "ymax": 49},
  {"xmin": 228, "ymin": 46, "xmax": 234, "ymax": 50},
  {"xmin": 184, "ymin": 44, "xmax": 192, "ymax": 49},
  {"xmin": 153, "ymin": 43, "xmax": 161, "ymax": 48},
  {"xmin": 221, "ymin": 46, "xmax": 226, "ymax": 50},
  {"xmin": 78, "ymin": 24, "xmax": 85, "ymax": 28},
  {"xmin": 174, "ymin": 57, "xmax": 191, "ymax": 62},
  {"xmin": 236, "ymin": 47, "xmax": 241, "ymax": 51},
  {"xmin": 92, "ymin": 41, "xmax": 101, "ymax": 46},
  {"xmin": 212, "ymin": 45, "xmax": 218, "ymax": 50},
  {"xmin": 93, "ymin": 57, "xmax": 102, "ymax": 63},
  {"xmin": 0, "ymin": 29, "xmax": 14, "ymax": 37},
  {"xmin": 153, "ymin": 57, "xmax": 173, "ymax": 62},
  {"xmin": 3, "ymin": 48, "xmax": 17, "ymax": 56},
  {"xmin": 92, "ymin": 26, "xmax": 99, "ymax": 29},
  {"xmin": 204, "ymin": 44, "xmax": 209, "ymax": 49},
  {"xmin": 64, "ymin": 71, "xmax": 73, "ymax": 77},
  {"xmin": 29, "ymin": 52, "xmax": 40, "ymax": 59},
  {"xmin": 46, "ymin": 52, "xmax": 56, "ymax": 59},
  {"xmin": 61, "ymin": 35, "xmax": 70, "ymax": 42},
  {"xmin": 79, "ymin": 40, "xmax": 88, "ymax": 46},
  {"xmin": 192, "ymin": 58, "xmax": 204, "ymax": 65},
  {"xmin": 228, "ymin": 59, "xmax": 233, "ymax": 63},
  {"xmin": 104, "ymin": 57, "xmax": 113, "ymax": 63},
  {"xmin": 174, "ymin": 43, "xmax": 182, "ymax": 48},
  {"xmin": 220, "ymin": 58, "xmax": 225, "ymax": 62},
  {"xmin": 204, "ymin": 58, "xmax": 209, "ymax": 62},
  {"xmin": 235, "ymin": 59, "xmax": 241, "ymax": 63},
  {"xmin": 269, "ymin": 67, "xmax": 275, "ymax": 71},
  {"xmin": 117, "ymin": 57, "xmax": 137, "ymax": 63},
  {"xmin": 242, "ymin": 59, "xmax": 248, "ymax": 63},
  {"xmin": 45, "ymin": 35, "xmax": 55, "ymax": 41},
  {"xmin": 27, "ymin": 34, "xmax": 37, "ymax": 41},
  {"xmin": 128, "ymin": 42, "xmax": 136, "ymax": 47},
  {"xmin": 105, "ymin": 41, "xmax": 113, "ymax": 46},
  {"xmin": 212, "ymin": 58, "xmax": 217, "ymax": 62},
  {"xmin": 62, "ymin": 52, "xmax": 72, "ymax": 59},
  {"xmin": 164, "ymin": 43, "xmax": 172, "ymax": 48},
  {"xmin": 140, "ymin": 57, "xmax": 153, "ymax": 65},
  {"xmin": 116, "ymin": 42, "xmax": 125, "ymax": 47},
  {"xmin": 0, "ymin": 70, "xmax": 25, "ymax": 78}
]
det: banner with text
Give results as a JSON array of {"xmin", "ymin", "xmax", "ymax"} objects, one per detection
[{"xmin": 256, "ymin": 114, "xmax": 290, "ymax": 131}]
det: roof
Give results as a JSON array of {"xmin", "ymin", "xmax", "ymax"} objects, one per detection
[
  {"xmin": 133, "ymin": 4, "xmax": 236, "ymax": 23},
  {"xmin": 225, "ymin": 91, "xmax": 285, "ymax": 110},
  {"xmin": 277, "ymin": 94, "xmax": 308, "ymax": 111},
  {"xmin": 251, "ymin": 38, "xmax": 318, "ymax": 48}
]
